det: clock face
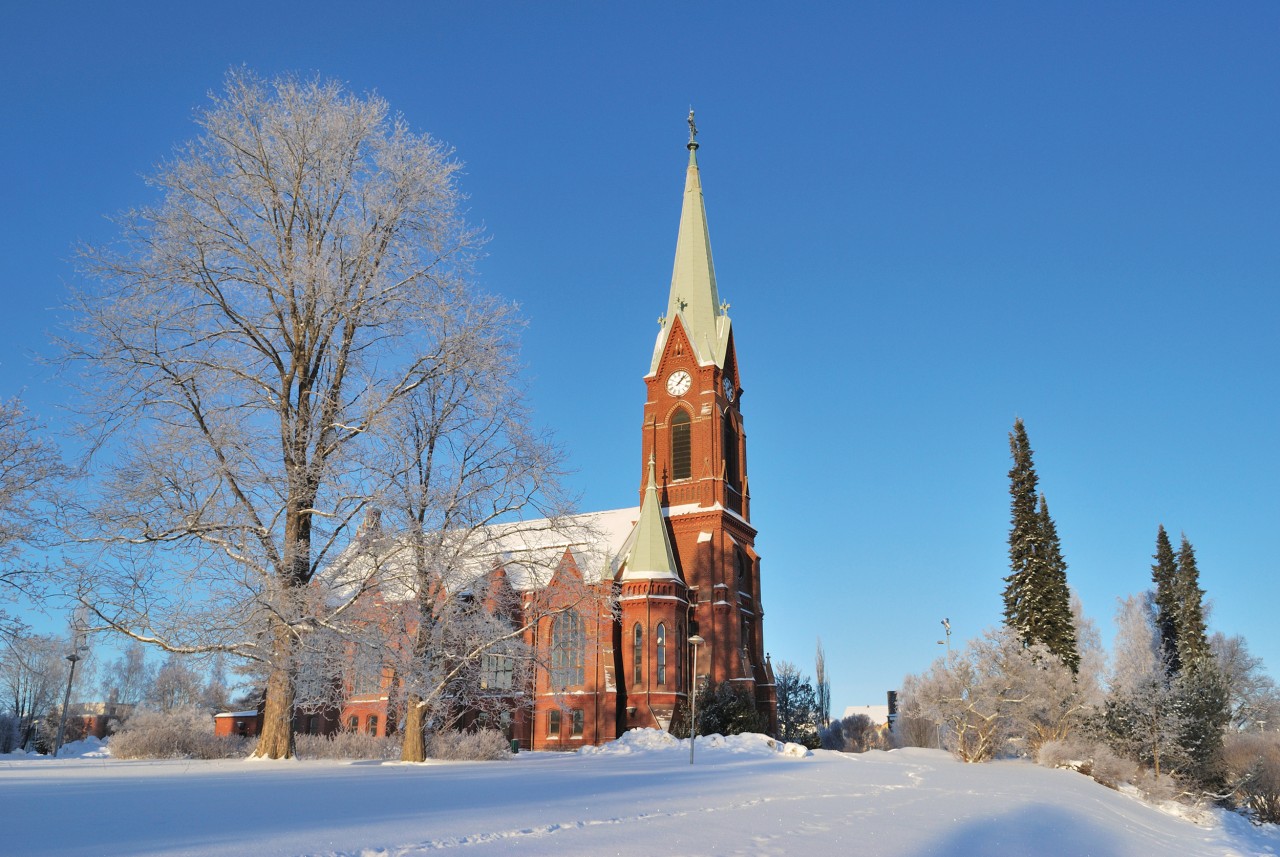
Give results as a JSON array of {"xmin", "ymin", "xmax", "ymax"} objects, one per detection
[
  {"xmin": 666, "ymin": 370, "xmax": 692, "ymax": 397},
  {"xmin": 722, "ymin": 376, "xmax": 735, "ymax": 401}
]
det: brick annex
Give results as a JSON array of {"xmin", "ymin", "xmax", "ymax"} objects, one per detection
[{"xmin": 220, "ymin": 120, "xmax": 778, "ymax": 749}]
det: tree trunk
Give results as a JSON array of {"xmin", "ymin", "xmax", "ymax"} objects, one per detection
[
  {"xmin": 252, "ymin": 623, "xmax": 297, "ymax": 759},
  {"xmin": 401, "ymin": 693, "xmax": 427, "ymax": 762}
]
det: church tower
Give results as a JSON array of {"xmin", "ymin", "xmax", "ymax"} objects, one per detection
[{"xmin": 624, "ymin": 113, "xmax": 776, "ymax": 734}]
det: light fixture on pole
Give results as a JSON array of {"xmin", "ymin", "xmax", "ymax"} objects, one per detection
[
  {"xmin": 688, "ymin": 635, "xmax": 704, "ymax": 765},
  {"xmin": 940, "ymin": 618, "xmax": 951, "ymax": 659},
  {"xmin": 53, "ymin": 623, "xmax": 90, "ymax": 758}
]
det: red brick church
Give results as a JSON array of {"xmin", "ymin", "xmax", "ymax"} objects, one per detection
[{"xmin": 329, "ymin": 119, "xmax": 776, "ymax": 749}]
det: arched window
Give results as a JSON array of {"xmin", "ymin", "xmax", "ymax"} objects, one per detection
[
  {"xmin": 366, "ymin": 715, "xmax": 379, "ymax": 736},
  {"xmin": 551, "ymin": 611, "xmax": 585, "ymax": 688},
  {"xmin": 633, "ymin": 622, "xmax": 644, "ymax": 685},
  {"xmin": 671, "ymin": 409, "xmax": 692, "ymax": 480},
  {"xmin": 656, "ymin": 623, "xmax": 667, "ymax": 685},
  {"xmin": 723, "ymin": 414, "xmax": 740, "ymax": 490}
]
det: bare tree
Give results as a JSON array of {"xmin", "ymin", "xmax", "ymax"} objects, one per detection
[
  {"xmin": 814, "ymin": 637, "xmax": 830, "ymax": 728},
  {"xmin": 1211, "ymin": 632, "xmax": 1280, "ymax": 733},
  {"xmin": 0, "ymin": 633, "xmax": 68, "ymax": 751},
  {"xmin": 0, "ymin": 398, "xmax": 65, "ymax": 640},
  {"xmin": 62, "ymin": 70, "xmax": 501, "ymax": 757},
  {"xmin": 901, "ymin": 628, "xmax": 1091, "ymax": 762}
]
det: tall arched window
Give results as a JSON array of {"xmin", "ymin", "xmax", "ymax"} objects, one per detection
[
  {"xmin": 633, "ymin": 622, "xmax": 644, "ymax": 685},
  {"xmin": 671, "ymin": 409, "xmax": 692, "ymax": 480},
  {"xmin": 723, "ymin": 414, "xmax": 740, "ymax": 490},
  {"xmin": 656, "ymin": 623, "xmax": 667, "ymax": 685},
  {"xmin": 551, "ymin": 611, "xmax": 585, "ymax": 688}
]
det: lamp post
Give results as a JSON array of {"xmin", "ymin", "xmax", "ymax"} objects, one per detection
[
  {"xmin": 688, "ymin": 635, "xmax": 704, "ymax": 765},
  {"xmin": 53, "ymin": 624, "xmax": 89, "ymax": 758}
]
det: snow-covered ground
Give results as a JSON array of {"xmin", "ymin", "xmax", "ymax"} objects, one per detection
[{"xmin": 3, "ymin": 731, "xmax": 1278, "ymax": 857}]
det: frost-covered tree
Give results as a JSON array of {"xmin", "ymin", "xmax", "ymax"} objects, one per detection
[
  {"xmin": 1211, "ymin": 632, "xmax": 1280, "ymax": 733},
  {"xmin": 100, "ymin": 641, "xmax": 154, "ymax": 708},
  {"xmin": 902, "ymin": 628, "xmax": 1089, "ymax": 762},
  {"xmin": 1001, "ymin": 419, "xmax": 1078, "ymax": 672},
  {"xmin": 0, "ymin": 633, "xmax": 68, "ymax": 751},
  {"xmin": 150, "ymin": 654, "xmax": 205, "ymax": 712},
  {"xmin": 1104, "ymin": 595, "xmax": 1186, "ymax": 778},
  {"xmin": 62, "ymin": 70, "xmax": 513, "ymax": 758},
  {"xmin": 774, "ymin": 660, "xmax": 819, "ymax": 745},
  {"xmin": 0, "ymin": 398, "xmax": 65, "ymax": 641}
]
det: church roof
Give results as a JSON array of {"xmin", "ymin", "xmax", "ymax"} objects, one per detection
[
  {"xmin": 327, "ymin": 507, "xmax": 642, "ymax": 603},
  {"xmin": 649, "ymin": 118, "xmax": 732, "ymax": 374},
  {"xmin": 618, "ymin": 457, "xmax": 681, "ymax": 582}
]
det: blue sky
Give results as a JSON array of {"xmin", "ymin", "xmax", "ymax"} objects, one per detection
[{"xmin": 2, "ymin": 2, "xmax": 1277, "ymax": 710}]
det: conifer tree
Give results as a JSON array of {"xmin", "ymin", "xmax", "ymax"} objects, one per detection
[
  {"xmin": 1002, "ymin": 419, "xmax": 1079, "ymax": 672},
  {"xmin": 1037, "ymin": 496, "xmax": 1080, "ymax": 673},
  {"xmin": 1151, "ymin": 525, "xmax": 1182, "ymax": 674},
  {"xmin": 1175, "ymin": 535, "xmax": 1209, "ymax": 665},
  {"xmin": 1002, "ymin": 419, "xmax": 1042, "ymax": 643}
]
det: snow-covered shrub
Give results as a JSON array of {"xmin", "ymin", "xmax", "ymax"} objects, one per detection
[
  {"xmin": 110, "ymin": 706, "xmax": 247, "ymax": 759},
  {"xmin": 294, "ymin": 731, "xmax": 400, "ymax": 760},
  {"xmin": 821, "ymin": 713, "xmax": 887, "ymax": 752},
  {"xmin": 1038, "ymin": 737, "xmax": 1138, "ymax": 790},
  {"xmin": 427, "ymin": 729, "xmax": 510, "ymax": 761},
  {"xmin": 1221, "ymin": 732, "xmax": 1280, "ymax": 824}
]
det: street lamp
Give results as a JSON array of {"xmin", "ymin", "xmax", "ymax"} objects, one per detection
[
  {"xmin": 688, "ymin": 635, "xmax": 705, "ymax": 765},
  {"xmin": 53, "ymin": 624, "xmax": 90, "ymax": 758},
  {"xmin": 939, "ymin": 618, "xmax": 951, "ymax": 659}
]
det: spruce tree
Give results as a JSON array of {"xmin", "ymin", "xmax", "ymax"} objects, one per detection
[
  {"xmin": 1001, "ymin": 419, "xmax": 1079, "ymax": 673},
  {"xmin": 1037, "ymin": 495, "xmax": 1080, "ymax": 673},
  {"xmin": 1003, "ymin": 419, "xmax": 1043, "ymax": 644},
  {"xmin": 1151, "ymin": 525, "xmax": 1182, "ymax": 675},
  {"xmin": 1175, "ymin": 535, "xmax": 1210, "ymax": 665}
]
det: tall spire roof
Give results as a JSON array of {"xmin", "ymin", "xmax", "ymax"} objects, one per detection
[
  {"xmin": 649, "ymin": 111, "xmax": 732, "ymax": 374},
  {"xmin": 621, "ymin": 456, "xmax": 680, "ymax": 581}
]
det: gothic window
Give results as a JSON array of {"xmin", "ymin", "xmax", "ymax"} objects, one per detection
[
  {"xmin": 550, "ymin": 611, "xmax": 585, "ymax": 688},
  {"xmin": 723, "ymin": 414, "xmax": 740, "ymax": 490},
  {"xmin": 571, "ymin": 709, "xmax": 584, "ymax": 737},
  {"xmin": 633, "ymin": 622, "xmax": 643, "ymax": 685},
  {"xmin": 345, "ymin": 715, "xmax": 358, "ymax": 732},
  {"xmin": 734, "ymin": 549, "xmax": 746, "ymax": 584},
  {"xmin": 481, "ymin": 653, "xmax": 514, "ymax": 690},
  {"xmin": 548, "ymin": 709, "xmax": 561, "ymax": 738},
  {"xmin": 656, "ymin": 622, "xmax": 668, "ymax": 685},
  {"xmin": 366, "ymin": 715, "xmax": 379, "ymax": 736},
  {"xmin": 671, "ymin": 409, "xmax": 692, "ymax": 480}
]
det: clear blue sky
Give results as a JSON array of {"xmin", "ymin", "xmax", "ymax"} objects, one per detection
[{"xmin": 2, "ymin": 2, "xmax": 1277, "ymax": 711}]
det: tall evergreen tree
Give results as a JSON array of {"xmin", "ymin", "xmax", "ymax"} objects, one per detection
[
  {"xmin": 1003, "ymin": 419, "xmax": 1043, "ymax": 642},
  {"xmin": 1151, "ymin": 525, "xmax": 1182, "ymax": 675},
  {"xmin": 1037, "ymin": 496, "xmax": 1080, "ymax": 673},
  {"xmin": 1175, "ymin": 535, "xmax": 1210, "ymax": 665},
  {"xmin": 1002, "ymin": 419, "xmax": 1078, "ymax": 672}
]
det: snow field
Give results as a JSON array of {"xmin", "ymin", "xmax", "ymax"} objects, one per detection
[{"xmin": 2, "ymin": 732, "xmax": 1277, "ymax": 856}]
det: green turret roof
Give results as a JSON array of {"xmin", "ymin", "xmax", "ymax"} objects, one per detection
[
  {"xmin": 649, "ymin": 117, "xmax": 732, "ymax": 374},
  {"xmin": 621, "ymin": 456, "xmax": 680, "ymax": 581}
]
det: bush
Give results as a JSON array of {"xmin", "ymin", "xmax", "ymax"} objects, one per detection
[
  {"xmin": 1221, "ymin": 732, "xmax": 1280, "ymax": 824},
  {"xmin": 427, "ymin": 729, "xmax": 510, "ymax": 761},
  {"xmin": 110, "ymin": 707, "xmax": 248, "ymax": 759},
  {"xmin": 821, "ymin": 714, "xmax": 888, "ymax": 753},
  {"xmin": 696, "ymin": 682, "xmax": 766, "ymax": 737},
  {"xmin": 294, "ymin": 731, "xmax": 400, "ymax": 760},
  {"xmin": 1038, "ymin": 737, "xmax": 1139, "ymax": 790}
]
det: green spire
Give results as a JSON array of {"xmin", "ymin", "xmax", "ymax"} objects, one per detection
[
  {"xmin": 650, "ymin": 111, "xmax": 731, "ymax": 374},
  {"xmin": 622, "ymin": 455, "xmax": 680, "ymax": 580}
]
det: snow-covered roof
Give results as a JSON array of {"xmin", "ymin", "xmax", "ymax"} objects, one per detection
[{"xmin": 328, "ymin": 507, "xmax": 641, "ymax": 602}]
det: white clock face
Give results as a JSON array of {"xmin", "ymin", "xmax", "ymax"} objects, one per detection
[{"xmin": 666, "ymin": 370, "xmax": 692, "ymax": 397}]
